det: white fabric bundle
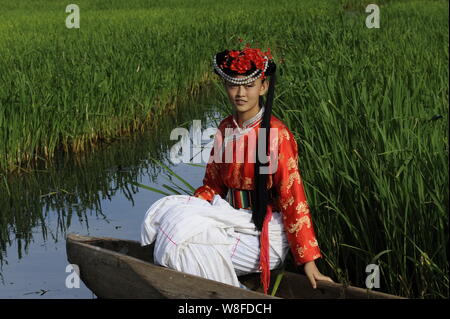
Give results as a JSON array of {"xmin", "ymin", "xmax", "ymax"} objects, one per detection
[{"xmin": 141, "ymin": 194, "xmax": 289, "ymax": 288}]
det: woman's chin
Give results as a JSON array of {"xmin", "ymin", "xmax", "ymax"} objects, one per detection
[{"xmin": 234, "ymin": 104, "xmax": 250, "ymax": 112}]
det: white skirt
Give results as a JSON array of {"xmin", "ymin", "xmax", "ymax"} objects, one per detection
[{"xmin": 141, "ymin": 194, "xmax": 290, "ymax": 288}]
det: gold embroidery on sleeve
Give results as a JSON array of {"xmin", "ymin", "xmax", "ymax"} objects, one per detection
[
  {"xmin": 287, "ymin": 157, "xmax": 297, "ymax": 171},
  {"xmin": 296, "ymin": 245, "xmax": 308, "ymax": 258},
  {"xmin": 295, "ymin": 201, "xmax": 310, "ymax": 215},
  {"xmin": 281, "ymin": 196, "xmax": 294, "ymax": 210},
  {"xmin": 281, "ymin": 128, "xmax": 290, "ymax": 142},
  {"xmin": 288, "ymin": 215, "xmax": 311, "ymax": 236},
  {"xmin": 309, "ymin": 237, "xmax": 318, "ymax": 247},
  {"xmin": 287, "ymin": 171, "xmax": 301, "ymax": 190}
]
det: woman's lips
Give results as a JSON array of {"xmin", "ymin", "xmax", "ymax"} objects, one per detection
[{"xmin": 235, "ymin": 100, "xmax": 247, "ymax": 105}]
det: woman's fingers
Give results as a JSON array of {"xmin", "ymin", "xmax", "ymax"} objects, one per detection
[
  {"xmin": 306, "ymin": 272, "xmax": 317, "ymax": 289},
  {"xmin": 304, "ymin": 262, "xmax": 334, "ymax": 289},
  {"xmin": 322, "ymin": 276, "xmax": 334, "ymax": 283},
  {"xmin": 315, "ymin": 274, "xmax": 335, "ymax": 284}
]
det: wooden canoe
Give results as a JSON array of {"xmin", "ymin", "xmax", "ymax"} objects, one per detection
[{"xmin": 66, "ymin": 233, "xmax": 405, "ymax": 299}]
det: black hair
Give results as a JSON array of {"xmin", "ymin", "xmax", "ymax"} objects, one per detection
[{"xmin": 252, "ymin": 70, "xmax": 276, "ymax": 231}]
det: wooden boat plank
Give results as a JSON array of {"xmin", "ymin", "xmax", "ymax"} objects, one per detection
[
  {"xmin": 66, "ymin": 233, "xmax": 405, "ymax": 299},
  {"xmin": 66, "ymin": 233, "xmax": 276, "ymax": 299}
]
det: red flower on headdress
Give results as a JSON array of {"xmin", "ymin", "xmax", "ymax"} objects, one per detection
[
  {"xmin": 229, "ymin": 50, "xmax": 240, "ymax": 58},
  {"xmin": 220, "ymin": 45, "xmax": 273, "ymax": 79}
]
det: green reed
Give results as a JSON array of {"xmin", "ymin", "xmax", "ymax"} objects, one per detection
[{"xmin": 274, "ymin": 0, "xmax": 448, "ymax": 298}]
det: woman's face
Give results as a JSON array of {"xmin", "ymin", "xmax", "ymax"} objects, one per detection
[{"xmin": 224, "ymin": 76, "xmax": 269, "ymax": 114}]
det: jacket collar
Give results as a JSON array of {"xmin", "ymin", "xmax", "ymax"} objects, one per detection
[{"xmin": 232, "ymin": 106, "xmax": 265, "ymax": 130}]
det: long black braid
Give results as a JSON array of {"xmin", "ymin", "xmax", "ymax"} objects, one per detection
[{"xmin": 252, "ymin": 71, "xmax": 276, "ymax": 231}]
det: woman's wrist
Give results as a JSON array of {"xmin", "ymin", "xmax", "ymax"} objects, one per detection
[{"xmin": 303, "ymin": 260, "xmax": 316, "ymax": 269}]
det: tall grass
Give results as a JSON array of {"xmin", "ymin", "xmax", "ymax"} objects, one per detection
[
  {"xmin": 1, "ymin": 0, "xmax": 447, "ymax": 298},
  {"xmin": 271, "ymin": 1, "xmax": 448, "ymax": 298},
  {"xmin": 0, "ymin": 0, "xmax": 247, "ymax": 171}
]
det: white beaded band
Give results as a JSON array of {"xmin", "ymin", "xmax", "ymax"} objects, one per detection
[{"xmin": 212, "ymin": 54, "xmax": 269, "ymax": 85}]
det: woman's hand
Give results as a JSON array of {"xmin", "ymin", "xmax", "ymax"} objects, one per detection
[{"xmin": 304, "ymin": 260, "xmax": 334, "ymax": 289}]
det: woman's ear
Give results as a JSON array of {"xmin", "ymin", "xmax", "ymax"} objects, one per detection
[{"xmin": 259, "ymin": 79, "xmax": 269, "ymax": 96}]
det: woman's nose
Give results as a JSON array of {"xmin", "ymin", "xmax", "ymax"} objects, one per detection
[{"xmin": 237, "ymin": 85, "xmax": 246, "ymax": 96}]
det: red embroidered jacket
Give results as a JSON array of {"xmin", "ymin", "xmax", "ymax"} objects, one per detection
[{"xmin": 193, "ymin": 108, "xmax": 322, "ymax": 265}]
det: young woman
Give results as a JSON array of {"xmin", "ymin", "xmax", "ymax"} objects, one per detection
[{"xmin": 141, "ymin": 43, "xmax": 333, "ymax": 294}]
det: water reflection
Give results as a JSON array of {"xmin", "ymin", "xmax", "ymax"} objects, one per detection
[{"xmin": 0, "ymin": 84, "xmax": 226, "ymax": 277}]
